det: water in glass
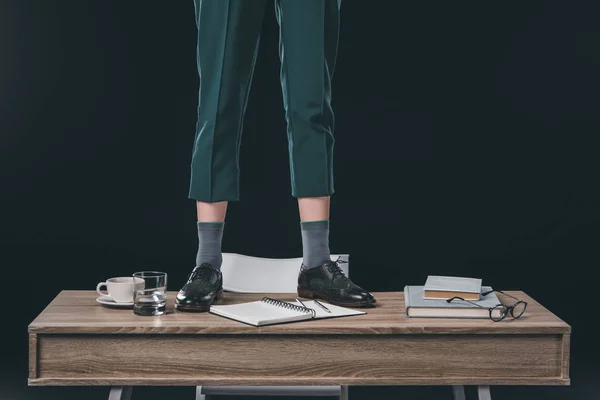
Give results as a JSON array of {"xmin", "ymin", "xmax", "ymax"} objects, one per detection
[{"xmin": 133, "ymin": 271, "xmax": 167, "ymax": 316}]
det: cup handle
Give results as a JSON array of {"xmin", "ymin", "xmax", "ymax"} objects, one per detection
[{"xmin": 96, "ymin": 282, "xmax": 109, "ymax": 297}]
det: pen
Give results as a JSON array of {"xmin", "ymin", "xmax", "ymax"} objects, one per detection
[
  {"xmin": 296, "ymin": 298, "xmax": 307, "ymax": 308},
  {"xmin": 314, "ymin": 299, "xmax": 331, "ymax": 313}
]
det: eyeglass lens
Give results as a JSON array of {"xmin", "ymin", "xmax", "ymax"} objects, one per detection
[
  {"xmin": 491, "ymin": 304, "xmax": 508, "ymax": 322},
  {"xmin": 510, "ymin": 301, "xmax": 527, "ymax": 318}
]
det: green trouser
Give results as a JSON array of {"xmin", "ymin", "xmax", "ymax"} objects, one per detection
[{"xmin": 189, "ymin": 0, "xmax": 341, "ymax": 202}]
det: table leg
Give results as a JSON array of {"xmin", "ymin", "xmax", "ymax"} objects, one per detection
[
  {"xmin": 477, "ymin": 385, "xmax": 492, "ymax": 400},
  {"xmin": 452, "ymin": 385, "xmax": 466, "ymax": 400},
  {"xmin": 108, "ymin": 386, "xmax": 132, "ymax": 400},
  {"xmin": 339, "ymin": 385, "xmax": 349, "ymax": 400},
  {"xmin": 195, "ymin": 386, "xmax": 207, "ymax": 400}
]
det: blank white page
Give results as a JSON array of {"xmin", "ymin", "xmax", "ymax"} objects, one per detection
[
  {"xmin": 210, "ymin": 301, "xmax": 311, "ymax": 326},
  {"xmin": 292, "ymin": 300, "xmax": 367, "ymax": 319}
]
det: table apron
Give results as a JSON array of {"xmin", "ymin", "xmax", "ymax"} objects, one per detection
[{"xmin": 29, "ymin": 333, "xmax": 570, "ymax": 386}]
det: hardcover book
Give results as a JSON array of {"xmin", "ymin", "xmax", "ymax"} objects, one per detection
[
  {"xmin": 423, "ymin": 275, "xmax": 483, "ymax": 300},
  {"xmin": 405, "ymin": 285, "xmax": 502, "ymax": 319}
]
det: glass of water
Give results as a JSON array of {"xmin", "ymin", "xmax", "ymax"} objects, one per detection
[{"xmin": 132, "ymin": 271, "xmax": 167, "ymax": 316}]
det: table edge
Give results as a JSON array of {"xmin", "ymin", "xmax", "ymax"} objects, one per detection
[
  {"xmin": 27, "ymin": 289, "xmax": 572, "ymax": 335},
  {"xmin": 28, "ymin": 377, "xmax": 571, "ymax": 387}
]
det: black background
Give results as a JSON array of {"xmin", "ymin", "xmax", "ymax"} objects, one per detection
[{"xmin": 2, "ymin": 1, "xmax": 599, "ymax": 399}]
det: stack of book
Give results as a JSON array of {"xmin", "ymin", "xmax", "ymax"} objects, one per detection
[{"xmin": 404, "ymin": 275, "xmax": 501, "ymax": 319}]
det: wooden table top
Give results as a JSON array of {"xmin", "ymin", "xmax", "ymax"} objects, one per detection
[{"xmin": 28, "ymin": 290, "xmax": 570, "ymax": 335}]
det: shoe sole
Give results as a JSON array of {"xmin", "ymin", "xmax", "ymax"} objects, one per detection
[
  {"xmin": 175, "ymin": 289, "xmax": 224, "ymax": 312},
  {"xmin": 297, "ymin": 287, "xmax": 377, "ymax": 308}
]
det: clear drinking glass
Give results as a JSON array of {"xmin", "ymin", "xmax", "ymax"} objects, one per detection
[{"xmin": 132, "ymin": 271, "xmax": 167, "ymax": 316}]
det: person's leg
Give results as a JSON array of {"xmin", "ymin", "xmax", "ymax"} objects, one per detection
[
  {"xmin": 189, "ymin": 0, "xmax": 267, "ymax": 204},
  {"xmin": 189, "ymin": 0, "xmax": 266, "ymax": 268},
  {"xmin": 276, "ymin": 0, "xmax": 375, "ymax": 307},
  {"xmin": 195, "ymin": 202, "xmax": 227, "ymax": 270},
  {"xmin": 178, "ymin": 0, "xmax": 267, "ymax": 312},
  {"xmin": 276, "ymin": 0, "xmax": 338, "ymax": 268},
  {"xmin": 299, "ymin": 197, "xmax": 331, "ymax": 268},
  {"xmin": 275, "ymin": 0, "xmax": 337, "ymax": 267},
  {"xmin": 275, "ymin": 0, "xmax": 338, "ymax": 199}
]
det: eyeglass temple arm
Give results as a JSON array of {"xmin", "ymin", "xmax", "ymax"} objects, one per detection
[
  {"xmin": 482, "ymin": 289, "xmax": 521, "ymax": 302},
  {"xmin": 446, "ymin": 296, "xmax": 485, "ymax": 308}
]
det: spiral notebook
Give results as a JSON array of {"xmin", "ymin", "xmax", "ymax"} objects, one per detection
[{"xmin": 209, "ymin": 297, "xmax": 367, "ymax": 326}]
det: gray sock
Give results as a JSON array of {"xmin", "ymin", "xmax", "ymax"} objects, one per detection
[
  {"xmin": 301, "ymin": 220, "xmax": 331, "ymax": 269},
  {"xmin": 196, "ymin": 222, "xmax": 224, "ymax": 269}
]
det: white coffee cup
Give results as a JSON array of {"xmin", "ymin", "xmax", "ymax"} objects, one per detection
[{"xmin": 96, "ymin": 277, "xmax": 145, "ymax": 303}]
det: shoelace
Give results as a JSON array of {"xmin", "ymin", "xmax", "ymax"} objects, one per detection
[
  {"xmin": 190, "ymin": 265, "xmax": 216, "ymax": 281},
  {"xmin": 326, "ymin": 257, "xmax": 349, "ymax": 280}
]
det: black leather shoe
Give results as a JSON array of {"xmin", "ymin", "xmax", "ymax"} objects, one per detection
[
  {"xmin": 175, "ymin": 263, "xmax": 224, "ymax": 312},
  {"xmin": 297, "ymin": 258, "xmax": 376, "ymax": 308}
]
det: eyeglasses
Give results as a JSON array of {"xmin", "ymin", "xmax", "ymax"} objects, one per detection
[{"xmin": 446, "ymin": 290, "xmax": 528, "ymax": 322}]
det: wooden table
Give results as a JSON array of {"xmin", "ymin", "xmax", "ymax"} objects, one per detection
[{"xmin": 28, "ymin": 291, "xmax": 570, "ymax": 400}]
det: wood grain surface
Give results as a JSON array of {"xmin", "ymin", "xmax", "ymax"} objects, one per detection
[
  {"xmin": 28, "ymin": 291, "xmax": 570, "ymax": 335},
  {"xmin": 29, "ymin": 333, "xmax": 38, "ymax": 379},
  {"xmin": 31, "ymin": 333, "xmax": 566, "ymax": 386},
  {"xmin": 561, "ymin": 333, "xmax": 571, "ymax": 379},
  {"xmin": 28, "ymin": 290, "xmax": 571, "ymax": 387}
]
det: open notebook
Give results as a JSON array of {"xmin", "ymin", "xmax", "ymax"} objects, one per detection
[{"xmin": 209, "ymin": 297, "xmax": 367, "ymax": 326}]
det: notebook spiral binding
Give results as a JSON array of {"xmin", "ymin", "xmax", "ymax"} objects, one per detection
[{"xmin": 261, "ymin": 297, "xmax": 316, "ymax": 318}]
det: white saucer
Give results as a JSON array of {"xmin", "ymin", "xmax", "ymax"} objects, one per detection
[{"xmin": 96, "ymin": 295, "xmax": 134, "ymax": 308}]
